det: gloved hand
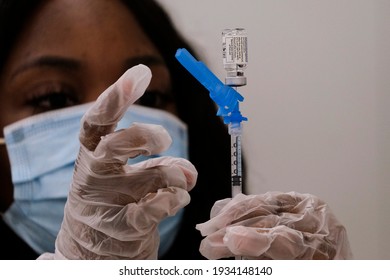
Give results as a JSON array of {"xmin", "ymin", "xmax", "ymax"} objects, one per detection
[
  {"xmin": 39, "ymin": 65, "xmax": 197, "ymax": 260},
  {"xmin": 196, "ymin": 191, "xmax": 352, "ymax": 260}
]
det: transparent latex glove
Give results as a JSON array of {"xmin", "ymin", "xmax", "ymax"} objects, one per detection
[
  {"xmin": 39, "ymin": 65, "xmax": 197, "ymax": 260},
  {"xmin": 196, "ymin": 191, "xmax": 352, "ymax": 260}
]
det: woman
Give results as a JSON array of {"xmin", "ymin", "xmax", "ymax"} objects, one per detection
[{"xmin": 0, "ymin": 0, "xmax": 233, "ymax": 259}]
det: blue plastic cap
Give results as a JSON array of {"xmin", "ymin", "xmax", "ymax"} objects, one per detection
[
  {"xmin": 175, "ymin": 48, "xmax": 247, "ymax": 122},
  {"xmin": 223, "ymin": 103, "xmax": 248, "ymax": 124}
]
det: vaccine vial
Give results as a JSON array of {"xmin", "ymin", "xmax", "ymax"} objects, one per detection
[{"xmin": 222, "ymin": 28, "xmax": 248, "ymax": 86}]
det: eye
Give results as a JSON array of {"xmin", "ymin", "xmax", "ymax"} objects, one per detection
[
  {"xmin": 26, "ymin": 85, "xmax": 78, "ymax": 114},
  {"xmin": 135, "ymin": 90, "xmax": 174, "ymax": 110}
]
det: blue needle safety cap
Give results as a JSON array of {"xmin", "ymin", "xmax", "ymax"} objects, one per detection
[{"xmin": 175, "ymin": 48, "xmax": 247, "ymax": 125}]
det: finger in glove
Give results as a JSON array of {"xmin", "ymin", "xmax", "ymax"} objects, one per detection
[{"xmin": 80, "ymin": 65, "xmax": 152, "ymax": 151}]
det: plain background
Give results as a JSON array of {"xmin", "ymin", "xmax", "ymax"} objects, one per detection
[{"xmin": 156, "ymin": 0, "xmax": 390, "ymax": 259}]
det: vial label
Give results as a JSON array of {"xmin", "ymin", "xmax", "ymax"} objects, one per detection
[
  {"xmin": 222, "ymin": 28, "xmax": 248, "ymax": 86},
  {"xmin": 223, "ymin": 35, "xmax": 248, "ymax": 64}
]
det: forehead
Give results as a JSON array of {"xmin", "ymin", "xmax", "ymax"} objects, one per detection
[{"xmin": 10, "ymin": 0, "xmax": 160, "ymax": 63}]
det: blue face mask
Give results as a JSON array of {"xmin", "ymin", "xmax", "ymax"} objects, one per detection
[{"xmin": 0, "ymin": 103, "xmax": 188, "ymax": 258}]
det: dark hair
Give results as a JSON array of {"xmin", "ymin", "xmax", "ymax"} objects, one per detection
[{"xmin": 0, "ymin": 0, "xmax": 246, "ymax": 259}]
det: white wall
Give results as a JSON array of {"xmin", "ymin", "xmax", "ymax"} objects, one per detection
[{"xmin": 156, "ymin": 0, "xmax": 390, "ymax": 259}]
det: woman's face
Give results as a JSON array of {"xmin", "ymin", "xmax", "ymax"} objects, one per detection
[{"xmin": 0, "ymin": 0, "xmax": 175, "ymax": 211}]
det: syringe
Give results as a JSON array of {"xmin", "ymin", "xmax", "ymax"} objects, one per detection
[{"xmin": 175, "ymin": 47, "xmax": 247, "ymax": 198}]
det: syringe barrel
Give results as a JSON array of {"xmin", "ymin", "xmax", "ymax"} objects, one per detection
[
  {"xmin": 222, "ymin": 28, "xmax": 248, "ymax": 86},
  {"xmin": 230, "ymin": 123, "xmax": 242, "ymax": 197}
]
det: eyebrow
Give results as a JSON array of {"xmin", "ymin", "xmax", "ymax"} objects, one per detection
[
  {"xmin": 11, "ymin": 55, "xmax": 81, "ymax": 80},
  {"xmin": 10, "ymin": 54, "xmax": 165, "ymax": 80}
]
